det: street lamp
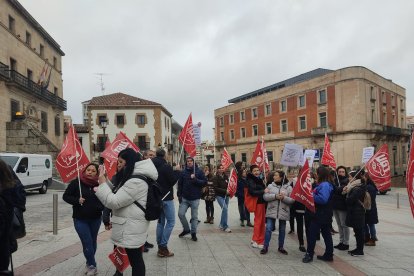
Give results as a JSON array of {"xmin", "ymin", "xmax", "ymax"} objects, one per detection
[{"xmin": 100, "ymin": 118, "xmax": 108, "ymax": 152}]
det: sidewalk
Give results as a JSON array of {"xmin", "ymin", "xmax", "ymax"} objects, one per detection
[{"xmin": 13, "ymin": 188, "xmax": 414, "ymax": 276}]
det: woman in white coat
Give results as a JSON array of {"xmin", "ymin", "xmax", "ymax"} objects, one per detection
[{"xmin": 96, "ymin": 148, "xmax": 158, "ymax": 276}]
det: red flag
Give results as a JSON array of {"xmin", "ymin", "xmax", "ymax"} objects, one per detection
[
  {"xmin": 291, "ymin": 161, "xmax": 315, "ymax": 212},
  {"xmin": 250, "ymin": 138, "xmax": 269, "ymax": 171},
  {"xmin": 321, "ymin": 133, "xmax": 337, "ymax": 169},
  {"xmin": 101, "ymin": 132, "xmax": 139, "ymax": 164},
  {"xmin": 56, "ymin": 125, "xmax": 90, "ymax": 183},
  {"xmin": 366, "ymin": 144, "xmax": 391, "ymax": 192},
  {"xmin": 221, "ymin": 148, "xmax": 233, "ymax": 170},
  {"xmin": 178, "ymin": 113, "xmax": 197, "ymax": 157},
  {"xmin": 406, "ymin": 131, "xmax": 414, "ymax": 220},
  {"xmin": 108, "ymin": 247, "xmax": 130, "ymax": 273},
  {"xmin": 227, "ymin": 168, "xmax": 238, "ymax": 198},
  {"xmin": 104, "ymin": 138, "xmax": 117, "ymax": 180}
]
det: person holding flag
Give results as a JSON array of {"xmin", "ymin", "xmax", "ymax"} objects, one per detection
[
  {"xmin": 62, "ymin": 163, "xmax": 103, "ymax": 276},
  {"xmin": 213, "ymin": 164, "xmax": 231, "ymax": 233}
]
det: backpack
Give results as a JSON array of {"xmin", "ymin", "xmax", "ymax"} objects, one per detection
[
  {"xmin": 360, "ymin": 191, "xmax": 372, "ymax": 211},
  {"xmin": 131, "ymin": 175, "xmax": 163, "ymax": 221}
]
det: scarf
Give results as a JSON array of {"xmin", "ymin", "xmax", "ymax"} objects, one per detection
[
  {"xmin": 342, "ymin": 179, "xmax": 363, "ymax": 195},
  {"xmin": 80, "ymin": 172, "xmax": 99, "ymax": 187}
]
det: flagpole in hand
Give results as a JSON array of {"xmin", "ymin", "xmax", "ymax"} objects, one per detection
[{"xmin": 71, "ymin": 125, "xmax": 83, "ymax": 204}]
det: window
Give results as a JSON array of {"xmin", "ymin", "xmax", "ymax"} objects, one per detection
[
  {"xmin": 280, "ymin": 99, "xmax": 287, "ymax": 112},
  {"xmin": 265, "ymin": 104, "xmax": 271, "ymax": 116},
  {"xmin": 55, "ymin": 115, "xmax": 60, "ymax": 136},
  {"xmin": 230, "ymin": 129, "xmax": 235, "ymax": 140},
  {"xmin": 382, "ymin": 91, "xmax": 386, "ymax": 104},
  {"xmin": 231, "ymin": 154, "xmax": 236, "ymax": 163},
  {"xmin": 10, "ymin": 100, "xmax": 19, "ymax": 121},
  {"xmin": 241, "ymin": 153, "xmax": 247, "ymax": 163},
  {"xmin": 41, "ymin": 111, "xmax": 48, "ymax": 132},
  {"xmin": 280, "ymin": 119, "xmax": 287, "ymax": 133},
  {"xmin": 391, "ymin": 95, "xmax": 395, "ymax": 106},
  {"xmin": 299, "ymin": 116, "xmax": 306, "ymax": 130},
  {"xmin": 252, "ymin": 125, "xmax": 258, "ymax": 136},
  {"xmin": 383, "ymin": 112, "xmax": 387, "ymax": 125},
  {"xmin": 25, "ymin": 31, "xmax": 31, "ymax": 46},
  {"xmin": 240, "ymin": 127, "xmax": 246, "ymax": 138},
  {"xmin": 319, "ymin": 112, "xmax": 327, "ymax": 127},
  {"xmin": 371, "ymin": 109, "xmax": 375, "ymax": 123},
  {"xmin": 318, "ymin": 89, "xmax": 327, "ymax": 104},
  {"xmin": 267, "ymin": 151, "xmax": 273, "ymax": 162},
  {"xmin": 370, "ymin": 86, "xmax": 376, "ymax": 100},
  {"xmin": 240, "ymin": 110, "xmax": 245, "ymax": 121},
  {"xmin": 98, "ymin": 115, "xmax": 107, "ymax": 124},
  {"xmin": 116, "ymin": 115, "xmax": 125, "ymax": 126},
  {"xmin": 8, "ymin": 16, "xmax": 15, "ymax": 33},
  {"xmin": 220, "ymin": 131, "xmax": 224, "ymax": 141},
  {"xmin": 137, "ymin": 136, "xmax": 148, "ymax": 150},
  {"xmin": 266, "ymin": 122, "xmax": 272, "ymax": 134},
  {"xmin": 10, "ymin": 58, "xmax": 16, "ymax": 71},
  {"xmin": 229, "ymin": 114, "xmax": 234, "ymax": 124},
  {"xmin": 136, "ymin": 114, "xmax": 146, "ymax": 125},
  {"xmin": 252, "ymin": 107, "xmax": 258, "ymax": 119},
  {"xmin": 402, "ymin": 146, "xmax": 406, "ymax": 164},
  {"xmin": 220, "ymin": 117, "xmax": 224, "ymax": 126},
  {"xmin": 298, "ymin": 95, "xmax": 306, "ymax": 108},
  {"xmin": 53, "ymin": 57, "xmax": 57, "ymax": 68},
  {"xmin": 27, "ymin": 69, "xmax": 33, "ymax": 81},
  {"xmin": 54, "ymin": 87, "xmax": 58, "ymax": 95},
  {"xmin": 40, "ymin": 44, "xmax": 44, "ymax": 58},
  {"xmin": 393, "ymin": 114, "xmax": 396, "ymax": 127}
]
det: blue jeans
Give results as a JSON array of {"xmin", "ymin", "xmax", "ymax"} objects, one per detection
[
  {"xmin": 306, "ymin": 220, "xmax": 333, "ymax": 258},
  {"xmin": 178, "ymin": 198, "xmax": 200, "ymax": 234},
  {"xmin": 264, "ymin": 218, "xmax": 286, "ymax": 248},
  {"xmin": 365, "ymin": 224, "xmax": 377, "ymax": 238},
  {"xmin": 216, "ymin": 196, "xmax": 229, "ymax": 230},
  {"xmin": 74, "ymin": 217, "xmax": 102, "ymax": 267},
  {"xmin": 156, "ymin": 200, "xmax": 176, "ymax": 247}
]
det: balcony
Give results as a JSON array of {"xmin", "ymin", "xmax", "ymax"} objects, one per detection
[
  {"xmin": 0, "ymin": 61, "xmax": 66, "ymax": 110},
  {"xmin": 311, "ymin": 126, "xmax": 332, "ymax": 135},
  {"xmin": 383, "ymin": 126, "xmax": 402, "ymax": 135}
]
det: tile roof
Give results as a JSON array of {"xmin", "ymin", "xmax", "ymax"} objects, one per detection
[{"xmin": 88, "ymin": 92, "xmax": 161, "ymax": 107}]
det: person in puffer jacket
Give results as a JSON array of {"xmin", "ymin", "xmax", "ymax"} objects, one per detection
[{"xmin": 260, "ymin": 171, "xmax": 294, "ymax": 255}]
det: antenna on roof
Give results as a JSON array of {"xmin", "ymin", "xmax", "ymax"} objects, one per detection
[{"xmin": 94, "ymin": 73, "xmax": 109, "ymax": 95}]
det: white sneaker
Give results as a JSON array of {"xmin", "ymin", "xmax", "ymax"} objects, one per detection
[
  {"xmin": 257, "ymin": 244, "xmax": 264, "ymax": 249},
  {"xmin": 251, "ymin": 241, "xmax": 258, "ymax": 248},
  {"xmin": 224, "ymin": 228, "xmax": 232, "ymax": 233},
  {"xmin": 86, "ymin": 265, "xmax": 97, "ymax": 276}
]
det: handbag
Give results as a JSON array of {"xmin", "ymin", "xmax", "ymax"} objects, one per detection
[
  {"xmin": 108, "ymin": 247, "xmax": 130, "ymax": 273},
  {"xmin": 244, "ymin": 187, "xmax": 257, "ymax": 212}
]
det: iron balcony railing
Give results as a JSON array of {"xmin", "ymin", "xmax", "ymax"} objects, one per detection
[{"xmin": 0, "ymin": 61, "xmax": 67, "ymax": 110}]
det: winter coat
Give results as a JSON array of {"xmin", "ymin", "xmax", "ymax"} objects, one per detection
[
  {"xmin": 365, "ymin": 180, "xmax": 378, "ymax": 225},
  {"xmin": 332, "ymin": 175, "xmax": 349, "ymax": 211},
  {"xmin": 345, "ymin": 180, "xmax": 367, "ymax": 229},
  {"xmin": 95, "ymin": 159, "xmax": 157, "ymax": 249},
  {"xmin": 306, "ymin": 181, "xmax": 334, "ymax": 225},
  {"xmin": 0, "ymin": 191, "xmax": 14, "ymax": 268},
  {"xmin": 246, "ymin": 173, "xmax": 266, "ymax": 204},
  {"xmin": 203, "ymin": 173, "xmax": 216, "ymax": 201},
  {"xmin": 213, "ymin": 173, "xmax": 229, "ymax": 197},
  {"xmin": 177, "ymin": 164, "xmax": 207, "ymax": 201},
  {"xmin": 152, "ymin": 156, "xmax": 178, "ymax": 201},
  {"xmin": 63, "ymin": 179, "xmax": 104, "ymax": 220},
  {"xmin": 236, "ymin": 177, "xmax": 247, "ymax": 199},
  {"xmin": 263, "ymin": 182, "xmax": 294, "ymax": 221}
]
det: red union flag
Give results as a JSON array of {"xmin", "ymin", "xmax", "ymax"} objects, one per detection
[
  {"xmin": 56, "ymin": 125, "xmax": 90, "ymax": 183},
  {"xmin": 227, "ymin": 168, "xmax": 238, "ymax": 198},
  {"xmin": 250, "ymin": 138, "xmax": 269, "ymax": 172},
  {"xmin": 291, "ymin": 161, "xmax": 315, "ymax": 213},
  {"xmin": 103, "ymin": 138, "xmax": 117, "ymax": 180},
  {"xmin": 366, "ymin": 144, "xmax": 391, "ymax": 192},
  {"xmin": 407, "ymin": 131, "xmax": 414, "ymax": 220},
  {"xmin": 101, "ymin": 132, "xmax": 139, "ymax": 164},
  {"xmin": 221, "ymin": 148, "xmax": 233, "ymax": 170},
  {"xmin": 321, "ymin": 133, "xmax": 337, "ymax": 169},
  {"xmin": 178, "ymin": 113, "xmax": 196, "ymax": 157}
]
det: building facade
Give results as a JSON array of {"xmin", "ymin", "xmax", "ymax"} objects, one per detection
[
  {"xmin": 0, "ymin": 0, "xmax": 66, "ymax": 151},
  {"xmin": 84, "ymin": 92, "xmax": 173, "ymax": 161},
  {"xmin": 214, "ymin": 66, "xmax": 409, "ymax": 176}
]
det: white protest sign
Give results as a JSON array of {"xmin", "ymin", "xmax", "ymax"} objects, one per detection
[
  {"xmin": 302, "ymin": 149, "xmax": 317, "ymax": 167},
  {"xmin": 193, "ymin": 123, "xmax": 202, "ymax": 146},
  {"xmin": 362, "ymin": 147, "xmax": 375, "ymax": 164},
  {"xmin": 280, "ymin": 144, "xmax": 304, "ymax": 167}
]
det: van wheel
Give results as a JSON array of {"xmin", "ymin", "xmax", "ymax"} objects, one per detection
[{"xmin": 39, "ymin": 182, "xmax": 48, "ymax": 194}]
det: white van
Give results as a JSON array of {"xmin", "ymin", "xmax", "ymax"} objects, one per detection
[{"xmin": 0, "ymin": 153, "xmax": 52, "ymax": 194}]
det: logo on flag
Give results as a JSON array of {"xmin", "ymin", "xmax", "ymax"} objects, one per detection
[
  {"xmin": 227, "ymin": 168, "xmax": 238, "ymax": 198},
  {"xmin": 221, "ymin": 148, "xmax": 233, "ymax": 170},
  {"xmin": 291, "ymin": 161, "xmax": 315, "ymax": 212},
  {"xmin": 250, "ymin": 138, "xmax": 269, "ymax": 171},
  {"xmin": 178, "ymin": 113, "xmax": 197, "ymax": 157},
  {"xmin": 366, "ymin": 144, "xmax": 391, "ymax": 192},
  {"xmin": 101, "ymin": 132, "xmax": 139, "ymax": 163}
]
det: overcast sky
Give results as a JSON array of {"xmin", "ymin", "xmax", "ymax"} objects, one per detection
[{"xmin": 19, "ymin": 0, "xmax": 414, "ymax": 140}]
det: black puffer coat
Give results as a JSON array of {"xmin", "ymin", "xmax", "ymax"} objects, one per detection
[
  {"xmin": 332, "ymin": 175, "xmax": 349, "ymax": 211},
  {"xmin": 246, "ymin": 173, "xmax": 266, "ymax": 204},
  {"xmin": 345, "ymin": 180, "xmax": 367, "ymax": 229},
  {"xmin": 365, "ymin": 179, "xmax": 378, "ymax": 225}
]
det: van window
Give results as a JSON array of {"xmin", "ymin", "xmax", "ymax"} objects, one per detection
[
  {"xmin": 0, "ymin": 156, "xmax": 19, "ymax": 168},
  {"xmin": 17, "ymin": 157, "xmax": 28, "ymax": 173}
]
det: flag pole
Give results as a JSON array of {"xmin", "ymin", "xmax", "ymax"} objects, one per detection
[
  {"xmin": 71, "ymin": 125, "xmax": 83, "ymax": 201},
  {"xmin": 261, "ymin": 136, "xmax": 267, "ymax": 184}
]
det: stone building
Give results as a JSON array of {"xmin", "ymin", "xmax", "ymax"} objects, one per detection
[
  {"xmin": 214, "ymin": 66, "xmax": 410, "ymax": 176},
  {"xmin": 0, "ymin": 0, "xmax": 66, "ymax": 153},
  {"xmin": 83, "ymin": 92, "xmax": 173, "ymax": 161}
]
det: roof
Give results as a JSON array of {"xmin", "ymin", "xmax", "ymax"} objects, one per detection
[
  {"xmin": 87, "ymin": 92, "xmax": 172, "ymax": 116},
  {"xmin": 8, "ymin": 0, "xmax": 65, "ymax": 56},
  {"xmin": 64, "ymin": 124, "xmax": 89, "ymax": 133},
  {"xmin": 228, "ymin": 68, "xmax": 333, "ymax": 103}
]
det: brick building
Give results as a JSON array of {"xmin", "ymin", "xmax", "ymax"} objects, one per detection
[{"xmin": 214, "ymin": 66, "xmax": 410, "ymax": 175}]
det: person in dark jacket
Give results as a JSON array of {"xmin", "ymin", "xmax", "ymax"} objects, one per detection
[
  {"xmin": 303, "ymin": 166, "xmax": 335, "ymax": 263},
  {"xmin": 364, "ymin": 173, "xmax": 378, "ymax": 246},
  {"xmin": 343, "ymin": 170, "xmax": 367, "ymax": 256},
  {"xmin": 0, "ymin": 159, "xmax": 16, "ymax": 274},
  {"xmin": 63, "ymin": 163, "xmax": 103, "ymax": 276},
  {"xmin": 236, "ymin": 168, "xmax": 252, "ymax": 227},
  {"xmin": 202, "ymin": 164, "xmax": 215, "ymax": 224},
  {"xmin": 153, "ymin": 149, "xmax": 178, "ymax": 257},
  {"xmin": 213, "ymin": 164, "xmax": 231, "ymax": 232},
  {"xmin": 177, "ymin": 157, "xmax": 207, "ymax": 242},
  {"xmin": 290, "ymin": 176, "xmax": 307, "ymax": 252},
  {"xmin": 247, "ymin": 165, "xmax": 266, "ymax": 249},
  {"xmin": 332, "ymin": 166, "xmax": 350, "ymax": 251}
]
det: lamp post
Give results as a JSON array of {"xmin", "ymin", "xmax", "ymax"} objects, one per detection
[{"xmin": 100, "ymin": 118, "xmax": 108, "ymax": 163}]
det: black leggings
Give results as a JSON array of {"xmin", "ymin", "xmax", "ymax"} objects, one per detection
[
  {"xmin": 295, "ymin": 213, "xmax": 305, "ymax": 246},
  {"xmin": 205, "ymin": 200, "xmax": 214, "ymax": 218},
  {"xmin": 125, "ymin": 247, "xmax": 145, "ymax": 276}
]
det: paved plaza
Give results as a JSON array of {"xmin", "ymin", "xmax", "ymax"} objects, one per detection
[{"xmin": 11, "ymin": 187, "xmax": 414, "ymax": 276}]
